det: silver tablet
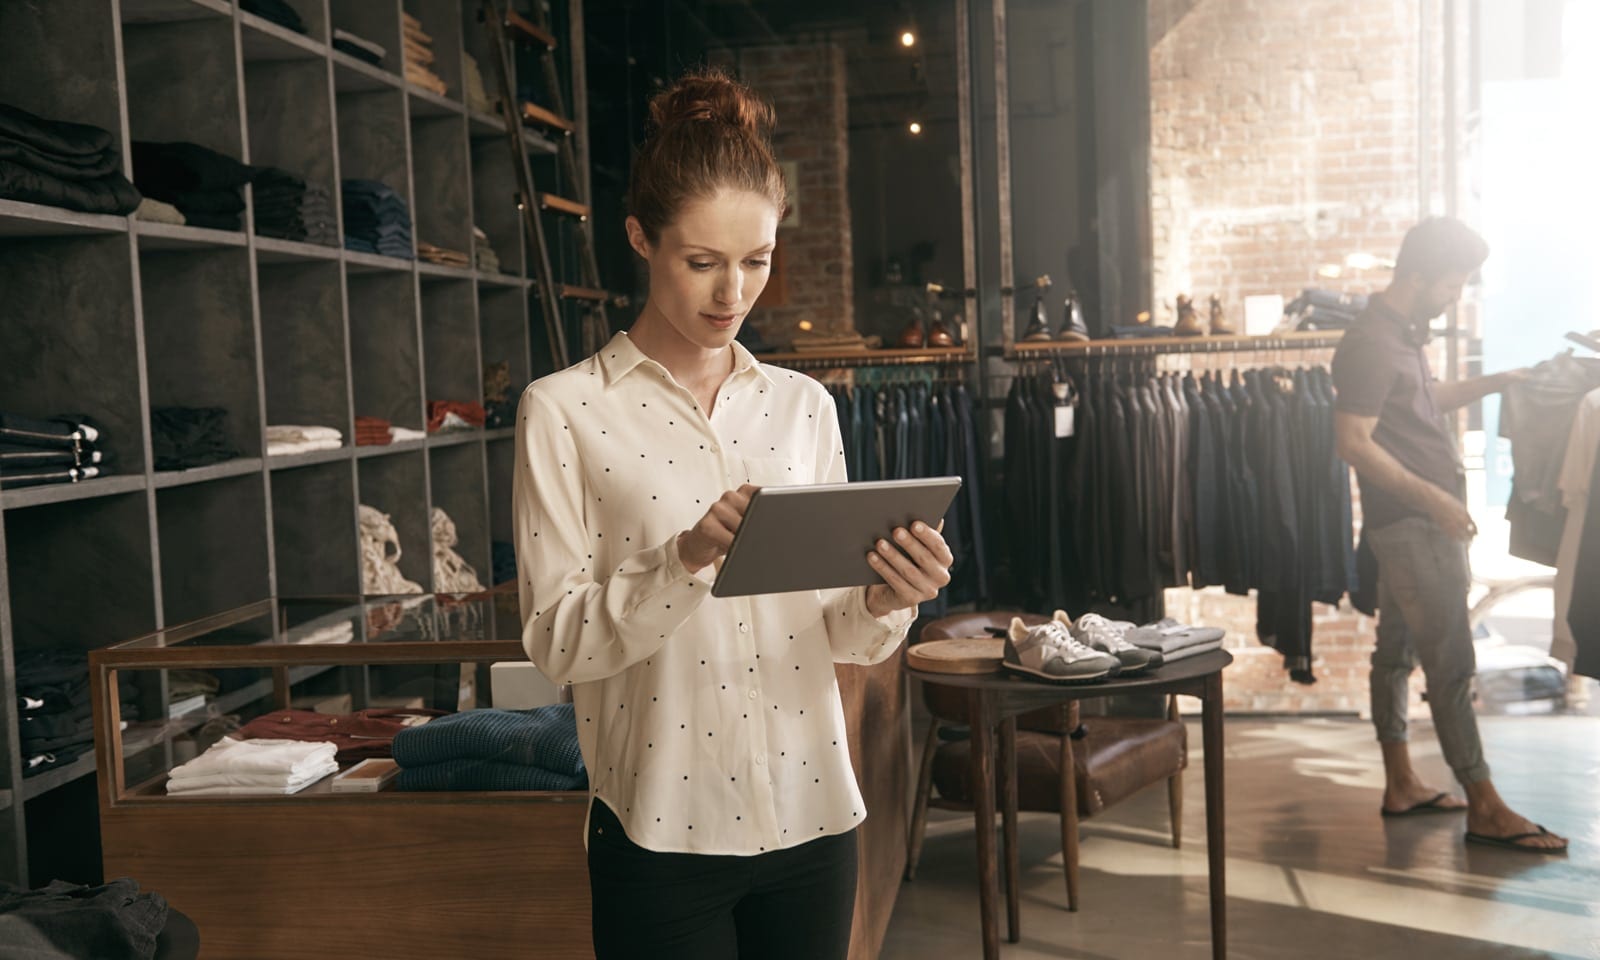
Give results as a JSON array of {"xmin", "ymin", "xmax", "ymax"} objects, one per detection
[{"xmin": 710, "ymin": 477, "xmax": 963, "ymax": 598}]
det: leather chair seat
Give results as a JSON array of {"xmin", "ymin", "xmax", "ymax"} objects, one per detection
[{"xmin": 930, "ymin": 716, "xmax": 1186, "ymax": 817}]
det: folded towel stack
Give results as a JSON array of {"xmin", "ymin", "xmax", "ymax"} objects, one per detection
[
  {"xmin": 252, "ymin": 167, "xmax": 338, "ymax": 247},
  {"xmin": 0, "ymin": 411, "xmax": 110, "ymax": 490},
  {"xmin": 166, "ymin": 737, "xmax": 338, "ymax": 796},
  {"xmin": 355, "ymin": 415, "xmax": 393, "ymax": 447},
  {"xmin": 342, "ymin": 179, "xmax": 413, "ymax": 259},
  {"xmin": 393, "ymin": 704, "xmax": 587, "ymax": 792},
  {"xmin": 0, "ymin": 102, "xmax": 142, "ymax": 215},
  {"xmin": 133, "ymin": 141, "xmax": 257, "ymax": 231},
  {"xmin": 403, "ymin": 13, "xmax": 448, "ymax": 96},
  {"xmin": 266, "ymin": 424, "xmax": 342, "ymax": 457}
]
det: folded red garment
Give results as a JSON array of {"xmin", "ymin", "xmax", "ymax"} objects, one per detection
[
  {"xmin": 236, "ymin": 708, "xmax": 447, "ymax": 763},
  {"xmin": 426, "ymin": 400, "xmax": 487, "ymax": 433}
]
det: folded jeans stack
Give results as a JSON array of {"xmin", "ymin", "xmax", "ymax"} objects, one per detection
[
  {"xmin": 355, "ymin": 415, "xmax": 393, "ymax": 447},
  {"xmin": 418, "ymin": 240, "xmax": 470, "ymax": 268},
  {"xmin": 392, "ymin": 704, "xmax": 588, "ymax": 792},
  {"xmin": 252, "ymin": 167, "xmax": 337, "ymax": 246},
  {"xmin": 0, "ymin": 412, "xmax": 109, "ymax": 490},
  {"xmin": 432, "ymin": 507, "xmax": 485, "ymax": 593},
  {"xmin": 132, "ymin": 141, "xmax": 257, "ymax": 231},
  {"xmin": 472, "ymin": 225, "xmax": 501, "ymax": 273},
  {"xmin": 16, "ymin": 651, "xmax": 138, "ymax": 777},
  {"xmin": 166, "ymin": 737, "xmax": 338, "ymax": 796},
  {"xmin": 240, "ymin": 0, "xmax": 306, "ymax": 33},
  {"xmin": 342, "ymin": 179, "xmax": 413, "ymax": 259},
  {"xmin": 0, "ymin": 102, "xmax": 142, "ymax": 215},
  {"xmin": 427, "ymin": 400, "xmax": 487, "ymax": 433},
  {"xmin": 150, "ymin": 407, "xmax": 240, "ymax": 471},
  {"xmin": 1286, "ymin": 288, "xmax": 1369, "ymax": 332},
  {"xmin": 360, "ymin": 504, "xmax": 425, "ymax": 594},
  {"xmin": 402, "ymin": 12, "xmax": 449, "ymax": 95},
  {"xmin": 266, "ymin": 424, "xmax": 342, "ymax": 457},
  {"xmin": 237, "ymin": 707, "xmax": 443, "ymax": 763},
  {"xmin": 332, "ymin": 28, "xmax": 386, "ymax": 66}
]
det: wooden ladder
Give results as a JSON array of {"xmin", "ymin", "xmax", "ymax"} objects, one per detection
[{"xmin": 481, "ymin": 0, "xmax": 610, "ymax": 368}]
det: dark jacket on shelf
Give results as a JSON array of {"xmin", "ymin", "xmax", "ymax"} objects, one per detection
[
  {"xmin": 132, "ymin": 141, "xmax": 257, "ymax": 231},
  {"xmin": 0, "ymin": 102, "xmax": 141, "ymax": 215}
]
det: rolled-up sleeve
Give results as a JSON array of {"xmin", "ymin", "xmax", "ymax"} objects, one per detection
[
  {"xmin": 514, "ymin": 388, "xmax": 712, "ymax": 684},
  {"xmin": 807, "ymin": 391, "xmax": 915, "ymax": 664}
]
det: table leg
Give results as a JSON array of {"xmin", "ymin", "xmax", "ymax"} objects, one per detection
[
  {"xmin": 1202, "ymin": 671, "xmax": 1227, "ymax": 960},
  {"xmin": 1059, "ymin": 705, "xmax": 1080, "ymax": 912},
  {"xmin": 1001, "ymin": 716, "xmax": 1020, "ymax": 942},
  {"xmin": 968, "ymin": 689, "xmax": 1000, "ymax": 960}
]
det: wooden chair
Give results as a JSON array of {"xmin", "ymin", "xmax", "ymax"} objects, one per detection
[{"xmin": 904, "ymin": 611, "xmax": 1186, "ymax": 914}]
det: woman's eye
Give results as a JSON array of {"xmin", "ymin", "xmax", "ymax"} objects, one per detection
[
  {"xmin": 689, "ymin": 261, "xmax": 716, "ymax": 271},
  {"xmin": 745, "ymin": 259, "xmax": 770, "ymax": 269}
]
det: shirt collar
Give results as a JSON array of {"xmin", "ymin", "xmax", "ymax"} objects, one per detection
[
  {"xmin": 1367, "ymin": 295, "xmax": 1429, "ymax": 346},
  {"xmin": 599, "ymin": 331, "xmax": 776, "ymax": 390}
]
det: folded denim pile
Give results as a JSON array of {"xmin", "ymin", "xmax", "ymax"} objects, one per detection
[
  {"xmin": 252, "ymin": 167, "xmax": 337, "ymax": 246},
  {"xmin": 341, "ymin": 178, "xmax": 413, "ymax": 258},
  {"xmin": 0, "ymin": 878, "xmax": 169, "ymax": 960},
  {"xmin": 1286, "ymin": 288, "xmax": 1369, "ymax": 331},
  {"xmin": 237, "ymin": 707, "xmax": 442, "ymax": 763},
  {"xmin": 150, "ymin": 407, "xmax": 240, "ymax": 471},
  {"xmin": 360, "ymin": 504, "xmax": 424, "ymax": 594},
  {"xmin": 240, "ymin": 0, "xmax": 306, "ymax": 33},
  {"xmin": 355, "ymin": 415, "xmax": 393, "ymax": 447},
  {"xmin": 0, "ymin": 102, "xmax": 141, "ymax": 215},
  {"xmin": 16, "ymin": 651, "xmax": 138, "ymax": 777},
  {"xmin": 402, "ymin": 12, "xmax": 449, "ymax": 96},
  {"xmin": 132, "ymin": 141, "xmax": 257, "ymax": 231},
  {"xmin": 426, "ymin": 400, "xmax": 487, "ymax": 433},
  {"xmin": 0, "ymin": 412, "xmax": 109, "ymax": 490},
  {"xmin": 165, "ymin": 737, "xmax": 338, "ymax": 796},
  {"xmin": 417, "ymin": 240, "xmax": 469, "ymax": 268},
  {"xmin": 472, "ymin": 225, "xmax": 502, "ymax": 273},
  {"xmin": 432, "ymin": 508, "xmax": 485, "ymax": 593},
  {"xmin": 265, "ymin": 424, "xmax": 342, "ymax": 457},
  {"xmin": 393, "ymin": 704, "xmax": 587, "ymax": 792},
  {"xmin": 332, "ymin": 28, "xmax": 386, "ymax": 66}
]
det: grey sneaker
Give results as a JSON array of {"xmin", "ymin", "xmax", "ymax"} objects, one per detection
[
  {"xmin": 1064, "ymin": 611, "xmax": 1164, "ymax": 673},
  {"xmin": 1002, "ymin": 617, "xmax": 1117, "ymax": 683}
]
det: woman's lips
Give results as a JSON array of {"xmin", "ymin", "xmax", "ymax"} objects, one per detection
[{"xmin": 703, "ymin": 312, "xmax": 738, "ymax": 329}]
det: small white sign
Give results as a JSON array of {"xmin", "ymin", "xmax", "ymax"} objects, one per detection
[{"xmin": 1244, "ymin": 295, "xmax": 1284, "ymax": 336}]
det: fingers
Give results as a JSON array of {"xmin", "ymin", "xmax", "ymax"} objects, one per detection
[
  {"xmin": 909, "ymin": 521, "xmax": 954, "ymax": 567},
  {"xmin": 869, "ymin": 534, "xmax": 949, "ymax": 601},
  {"xmin": 868, "ymin": 552, "xmax": 917, "ymax": 602}
]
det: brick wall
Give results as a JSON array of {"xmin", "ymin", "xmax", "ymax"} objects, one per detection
[
  {"xmin": 1149, "ymin": 0, "xmax": 1446, "ymax": 714},
  {"xmin": 731, "ymin": 43, "xmax": 854, "ymax": 343}
]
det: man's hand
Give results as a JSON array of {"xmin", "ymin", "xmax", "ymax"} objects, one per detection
[
  {"xmin": 864, "ymin": 521, "xmax": 953, "ymax": 617},
  {"xmin": 678, "ymin": 484, "xmax": 759, "ymax": 573},
  {"xmin": 1426, "ymin": 488, "xmax": 1476, "ymax": 542}
]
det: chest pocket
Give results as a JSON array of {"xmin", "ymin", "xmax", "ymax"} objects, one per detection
[{"xmin": 737, "ymin": 456, "xmax": 809, "ymax": 488}]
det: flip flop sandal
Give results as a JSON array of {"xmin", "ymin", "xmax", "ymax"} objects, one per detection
[
  {"xmin": 1380, "ymin": 792, "xmax": 1464, "ymax": 818},
  {"xmin": 1464, "ymin": 825, "xmax": 1568, "ymax": 854}
]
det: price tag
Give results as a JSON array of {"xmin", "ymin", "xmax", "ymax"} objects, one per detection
[{"xmin": 1054, "ymin": 404, "xmax": 1076, "ymax": 438}]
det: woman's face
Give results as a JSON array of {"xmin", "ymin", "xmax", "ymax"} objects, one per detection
[{"xmin": 627, "ymin": 188, "xmax": 779, "ymax": 351}]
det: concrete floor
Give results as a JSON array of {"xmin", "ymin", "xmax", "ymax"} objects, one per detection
[{"xmin": 881, "ymin": 714, "xmax": 1600, "ymax": 959}]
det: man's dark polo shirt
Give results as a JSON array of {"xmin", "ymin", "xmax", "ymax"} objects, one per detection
[{"xmin": 1330, "ymin": 300, "xmax": 1465, "ymax": 531}]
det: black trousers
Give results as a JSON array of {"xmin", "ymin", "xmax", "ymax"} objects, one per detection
[{"xmin": 586, "ymin": 798, "xmax": 858, "ymax": 960}]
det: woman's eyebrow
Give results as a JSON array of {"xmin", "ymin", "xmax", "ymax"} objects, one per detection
[{"xmin": 681, "ymin": 243, "xmax": 775, "ymax": 256}]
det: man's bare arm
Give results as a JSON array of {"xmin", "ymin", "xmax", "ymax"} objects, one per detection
[
  {"xmin": 1432, "ymin": 370, "xmax": 1523, "ymax": 413},
  {"xmin": 1335, "ymin": 411, "xmax": 1474, "ymax": 540}
]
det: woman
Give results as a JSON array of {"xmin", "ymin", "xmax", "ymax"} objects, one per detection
[{"xmin": 512, "ymin": 67, "xmax": 953, "ymax": 959}]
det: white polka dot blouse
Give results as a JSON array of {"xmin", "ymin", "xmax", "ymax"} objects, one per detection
[{"xmin": 513, "ymin": 331, "xmax": 915, "ymax": 855}]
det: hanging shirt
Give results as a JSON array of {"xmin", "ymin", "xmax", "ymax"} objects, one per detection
[
  {"xmin": 1553, "ymin": 387, "xmax": 1600, "ymax": 668},
  {"xmin": 513, "ymin": 331, "xmax": 915, "ymax": 856}
]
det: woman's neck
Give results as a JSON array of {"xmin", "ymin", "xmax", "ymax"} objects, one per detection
[{"xmin": 627, "ymin": 302, "xmax": 734, "ymax": 390}]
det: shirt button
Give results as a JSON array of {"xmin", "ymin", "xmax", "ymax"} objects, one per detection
[
  {"xmin": 748, "ymin": 689, "xmax": 758, "ymax": 700},
  {"xmin": 755, "ymin": 755, "xmax": 766, "ymax": 766},
  {"xmin": 738, "ymin": 623, "xmax": 749, "ymax": 634}
]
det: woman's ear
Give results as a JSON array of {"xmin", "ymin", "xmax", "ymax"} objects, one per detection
[{"xmin": 625, "ymin": 216, "xmax": 653, "ymax": 261}]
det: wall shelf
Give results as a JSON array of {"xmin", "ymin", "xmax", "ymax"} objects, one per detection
[
  {"xmin": 0, "ymin": 476, "xmax": 150, "ymax": 512},
  {"xmin": 151, "ymin": 458, "xmax": 267, "ymax": 490},
  {"xmin": 0, "ymin": 199, "xmax": 129, "ymax": 237}
]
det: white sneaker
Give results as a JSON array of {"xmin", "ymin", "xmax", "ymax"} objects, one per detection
[
  {"xmin": 1002, "ymin": 617, "xmax": 1118, "ymax": 683},
  {"xmin": 1064, "ymin": 611, "xmax": 1163, "ymax": 673}
]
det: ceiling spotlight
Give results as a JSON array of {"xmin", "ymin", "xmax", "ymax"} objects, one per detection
[
  {"xmin": 908, "ymin": 121, "xmax": 923, "ymax": 135},
  {"xmin": 901, "ymin": 31, "xmax": 916, "ymax": 47}
]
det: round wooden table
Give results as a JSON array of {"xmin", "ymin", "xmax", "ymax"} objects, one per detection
[{"xmin": 904, "ymin": 649, "xmax": 1233, "ymax": 960}]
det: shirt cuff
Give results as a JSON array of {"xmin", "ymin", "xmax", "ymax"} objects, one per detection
[{"xmin": 861, "ymin": 589, "xmax": 917, "ymax": 632}]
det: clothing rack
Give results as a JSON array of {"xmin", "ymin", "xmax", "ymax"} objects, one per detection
[
  {"xmin": 1004, "ymin": 330, "xmax": 1343, "ymax": 360},
  {"xmin": 760, "ymin": 346, "xmax": 976, "ymax": 370}
]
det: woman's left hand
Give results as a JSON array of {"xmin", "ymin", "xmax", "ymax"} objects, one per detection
[{"xmin": 864, "ymin": 520, "xmax": 953, "ymax": 617}]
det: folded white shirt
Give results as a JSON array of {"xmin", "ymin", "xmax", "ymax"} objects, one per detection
[
  {"xmin": 165, "ymin": 766, "xmax": 336, "ymax": 792},
  {"xmin": 1160, "ymin": 640, "xmax": 1225, "ymax": 663},
  {"xmin": 166, "ymin": 777, "xmax": 334, "ymax": 797},
  {"xmin": 267, "ymin": 437, "xmax": 344, "ymax": 457},
  {"xmin": 169, "ymin": 737, "xmax": 337, "ymax": 781},
  {"xmin": 267, "ymin": 424, "xmax": 343, "ymax": 443},
  {"xmin": 390, "ymin": 426, "xmax": 426, "ymax": 442}
]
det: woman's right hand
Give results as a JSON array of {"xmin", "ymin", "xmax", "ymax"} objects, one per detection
[{"xmin": 678, "ymin": 484, "xmax": 759, "ymax": 573}]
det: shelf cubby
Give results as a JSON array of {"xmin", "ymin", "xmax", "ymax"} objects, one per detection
[
  {"xmin": 478, "ymin": 284, "xmax": 533, "ymax": 392},
  {"xmin": 356, "ymin": 450, "xmax": 432, "ymax": 592},
  {"xmin": 347, "ymin": 270, "xmax": 424, "ymax": 430},
  {"xmin": 421, "ymin": 278, "xmax": 481, "ymax": 406},
  {"xmin": 410, "ymin": 114, "xmax": 473, "ymax": 254},
  {"xmin": 121, "ymin": 15, "xmax": 243, "ymax": 162},
  {"xmin": 470, "ymin": 137, "xmax": 524, "ymax": 278},
  {"xmin": 331, "ymin": 0, "xmax": 403, "ymax": 75},
  {"xmin": 139, "ymin": 248, "xmax": 263, "ymax": 461},
  {"xmin": 428, "ymin": 441, "xmax": 490, "ymax": 584},
  {"xmin": 0, "ymin": 0, "xmax": 124, "ymax": 159},
  {"xmin": 156, "ymin": 475, "xmax": 272, "ymax": 625},
  {"xmin": 244, "ymin": 51, "xmax": 338, "ymax": 238},
  {"xmin": 259, "ymin": 259, "xmax": 351, "ymax": 439},
  {"xmin": 270, "ymin": 460, "xmax": 361, "ymax": 596}
]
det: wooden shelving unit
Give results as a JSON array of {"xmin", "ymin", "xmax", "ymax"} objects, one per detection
[{"xmin": 0, "ymin": 0, "xmax": 580, "ymax": 886}]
